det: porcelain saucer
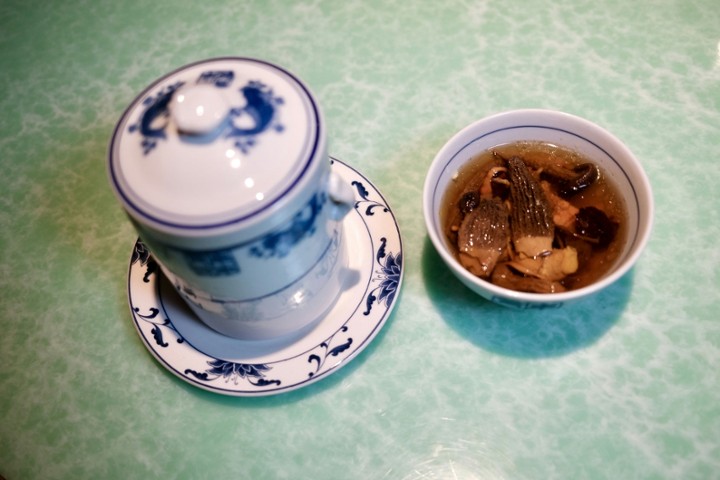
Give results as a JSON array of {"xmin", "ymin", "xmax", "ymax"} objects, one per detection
[{"xmin": 127, "ymin": 158, "xmax": 403, "ymax": 396}]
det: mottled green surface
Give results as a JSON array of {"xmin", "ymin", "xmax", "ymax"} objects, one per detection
[{"xmin": 1, "ymin": 0, "xmax": 719, "ymax": 478}]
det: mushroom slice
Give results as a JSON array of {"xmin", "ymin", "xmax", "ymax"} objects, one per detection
[
  {"xmin": 457, "ymin": 198, "xmax": 509, "ymax": 278},
  {"xmin": 507, "ymin": 247, "xmax": 579, "ymax": 281},
  {"xmin": 540, "ymin": 162, "xmax": 599, "ymax": 198},
  {"xmin": 506, "ymin": 156, "xmax": 554, "ymax": 257},
  {"xmin": 541, "ymin": 180, "xmax": 579, "ymax": 231},
  {"xmin": 480, "ymin": 166, "xmax": 510, "ymax": 200},
  {"xmin": 491, "ymin": 263, "xmax": 566, "ymax": 294}
]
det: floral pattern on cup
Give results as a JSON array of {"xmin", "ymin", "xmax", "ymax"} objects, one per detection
[
  {"xmin": 173, "ymin": 228, "xmax": 342, "ymax": 321},
  {"xmin": 156, "ymin": 190, "xmax": 328, "ymax": 279}
]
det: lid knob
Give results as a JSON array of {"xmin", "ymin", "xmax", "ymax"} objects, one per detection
[
  {"xmin": 171, "ymin": 85, "xmax": 228, "ymax": 135},
  {"xmin": 110, "ymin": 58, "xmax": 324, "ymax": 230}
]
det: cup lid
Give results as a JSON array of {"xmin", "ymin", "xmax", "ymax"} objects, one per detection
[{"xmin": 108, "ymin": 57, "xmax": 324, "ymax": 232}]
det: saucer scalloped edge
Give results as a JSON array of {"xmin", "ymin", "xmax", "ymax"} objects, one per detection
[{"xmin": 127, "ymin": 157, "xmax": 403, "ymax": 396}]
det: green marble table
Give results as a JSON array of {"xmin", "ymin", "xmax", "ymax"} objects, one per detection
[{"xmin": 1, "ymin": 1, "xmax": 719, "ymax": 478}]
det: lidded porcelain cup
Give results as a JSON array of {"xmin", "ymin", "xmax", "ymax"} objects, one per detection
[{"xmin": 108, "ymin": 57, "xmax": 354, "ymax": 340}]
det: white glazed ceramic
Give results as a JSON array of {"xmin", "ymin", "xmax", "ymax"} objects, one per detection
[
  {"xmin": 127, "ymin": 158, "xmax": 403, "ymax": 396},
  {"xmin": 109, "ymin": 58, "xmax": 355, "ymax": 339},
  {"xmin": 423, "ymin": 109, "xmax": 654, "ymax": 308}
]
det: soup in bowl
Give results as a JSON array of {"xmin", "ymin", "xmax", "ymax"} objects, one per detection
[{"xmin": 423, "ymin": 109, "xmax": 653, "ymax": 308}]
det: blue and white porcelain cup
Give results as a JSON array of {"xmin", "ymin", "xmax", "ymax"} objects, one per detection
[{"xmin": 108, "ymin": 57, "xmax": 355, "ymax": 340}]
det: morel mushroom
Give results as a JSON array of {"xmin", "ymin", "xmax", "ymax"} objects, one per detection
[
  {"xmin": 457, "ymin": 198, "xmax": 510, "ymax": 278},
  {"xmin": 506, "ymin": 156, "xmax": 554, "ymax": 258}
]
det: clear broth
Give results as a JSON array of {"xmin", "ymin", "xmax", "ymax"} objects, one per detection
[{"xmin": 441, "ymin": 141, "xmax": 627, "ymax": 292}]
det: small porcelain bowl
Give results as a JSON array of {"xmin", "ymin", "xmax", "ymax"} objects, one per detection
[{"xmin": 423, "ymin": 109, "xmax": 654, "ymax": 308}]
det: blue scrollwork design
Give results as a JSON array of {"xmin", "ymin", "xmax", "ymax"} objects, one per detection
[
  {"xmin": 197, "ymin": 70, "xmax": 234, "ymax": 87},
  {"xmin": 347, "ymin": 180, "xmax": 401, "ymax": 316},
  {"xmin": 132, "ymin": 305, "xmax": 177, "ymax": 348},
  {"xmin": 363, "ymin": 237, "xmax": 402, "ymax": 316},
  {"xmin": 249, "ymin": 192, "xmax": 326, "ymax": 259},
  {"xmin": 128, "ymin": 74, "xmax": 283, "ymax": 156},
  {"xmin": 159, "ymin": 191, "xmax": 326, "ymax": 278},
  {"xmin": 351, "ymin": 180, "xmax": 389, "ymax": 216},
  {"xmin": 151, "ymin": 326, "xmax": 169, "ymax": 348},
  {"xmin": 227, "ymin": 81, "xmax": 284, "ymax": 154},
  {"xmin": 180, "ymin": 249, "xmax": 240, "ymax": 277},
  {"xmin": 307, "ymin": 326, "xmax": 353, "ymax": 378},
  {"xmin": 185, "ymin": 360, "xmax": 281, "ymax": 387},
  {"xmin": 132, "ymin": 240, "xmax": 183, "ymax": 346},
  {"xmin": 131, "ymin": 240, "xmax": 158, "ymax": 283},
  {"xmin": 128, "ymin": 81, "xmax": 185, "ymax": 154},
  {"xmin": 131, "ymin": 240, "xmax": 151, "ymax": 266}
]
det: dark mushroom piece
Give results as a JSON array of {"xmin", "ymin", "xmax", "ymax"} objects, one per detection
[
  {"xmin": 506, "ymin": 156, "xmax": 554, "ymax": 257},
  {"xmin": 540, "ymin": 163, "xmax": 599, "ymax": 198},
  {"xmin": 575, "ymin": 206, "xmax": 619, "ymax": 248},
  {"xmin": 458, "ymin": 191, "xmax": 480, "ymax": 216},
  {"xmin": 479, "ymin": 166, "xmax": 511, "ymax": 200},
  {"xmin": 457, "ymin": 198, "xmax": 510, "ymax": 278}
]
